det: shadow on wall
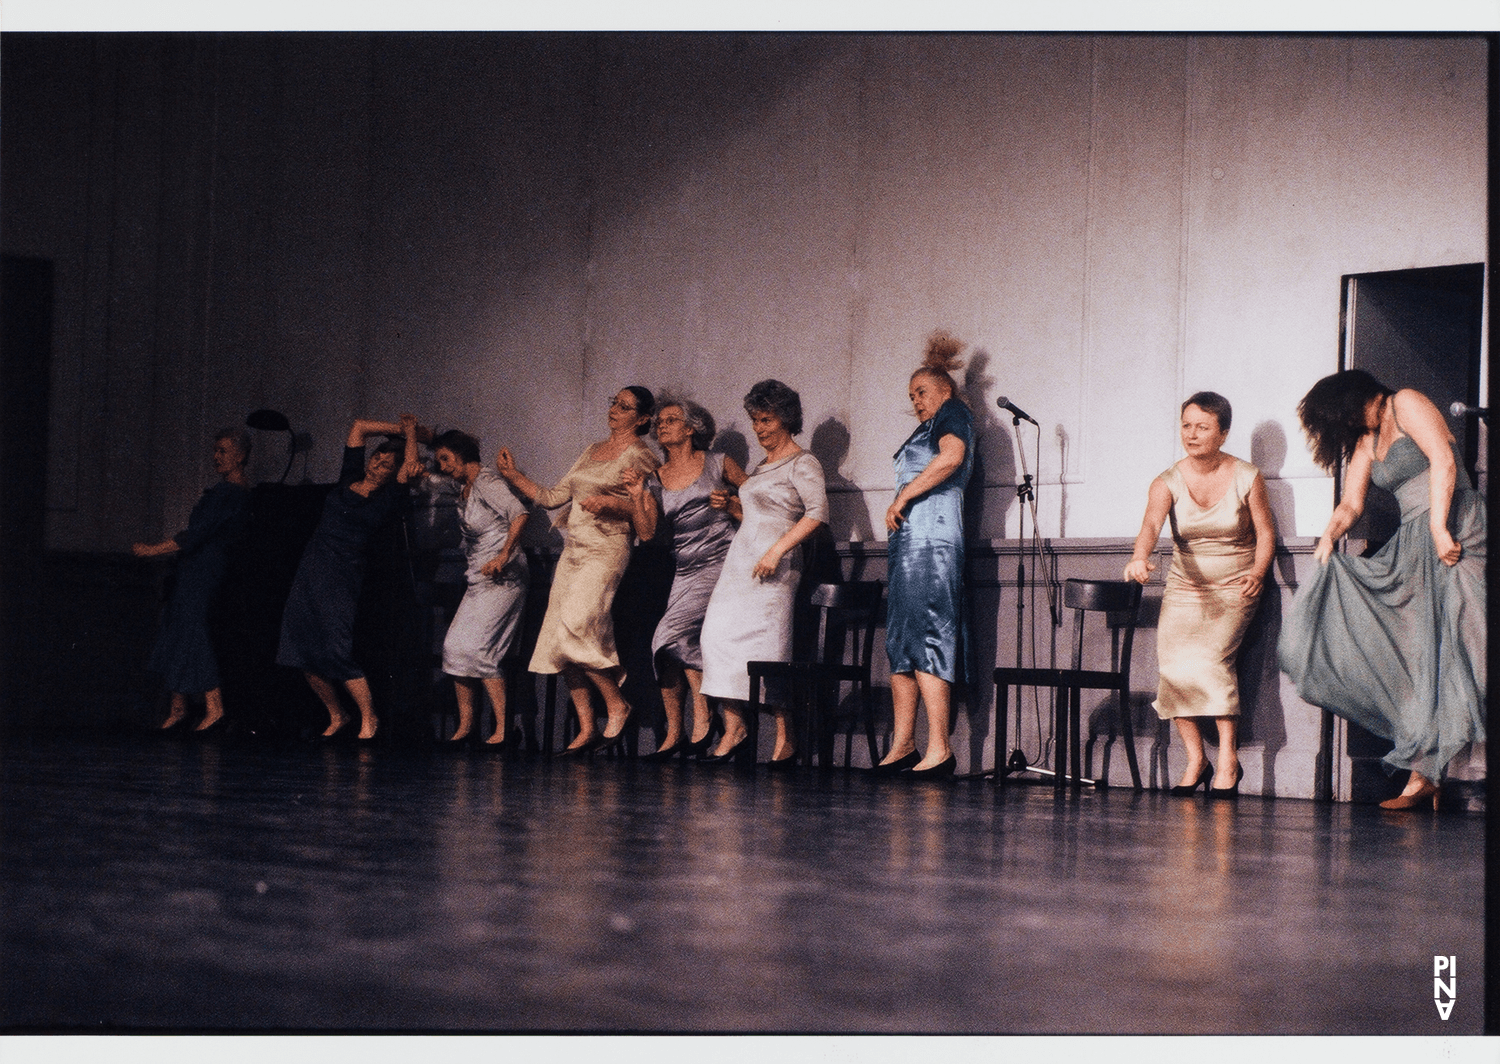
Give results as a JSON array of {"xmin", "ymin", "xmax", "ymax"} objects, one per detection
[
  {"xmin": 711, "ymin": 428, "xmax": 750, "ymax": 474},
  {"xmin": 809, "ymin": 417, "xmax": 875, "ymax": 543},
  {"xmin": 962, "ymin": 348, "xmax": 1017, "ymax": 540},
  {"xmin": 1251, "ymin": 420, "xmax": 1298, "ymax": 586}
]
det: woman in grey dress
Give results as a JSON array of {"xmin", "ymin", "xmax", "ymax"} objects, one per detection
[
  {"xmin": 432, "ymin": 429, "xmax": 530, "ymax": 747},
  {"xmin": 698, "ymin": 380, "xmax": 829, "ymax": 766},
  {"xmin": 623, "ymin": 398, "xmax": 745, "ymax": 759}
]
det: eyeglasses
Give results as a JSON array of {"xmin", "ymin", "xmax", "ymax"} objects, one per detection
[
  {"xmin": 655, "ymin": 415, "xmax": 686, "ymax": 427},
  {"xmin": 609, "ymin": 397, "xmax": 639, "ymax": 412}
]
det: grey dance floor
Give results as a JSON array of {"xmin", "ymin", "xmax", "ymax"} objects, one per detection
[{"xmin": 0, "ymin": 729, "xmax": 1485, "ymax": 1034}]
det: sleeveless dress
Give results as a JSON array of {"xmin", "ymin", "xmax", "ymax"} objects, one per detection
[
  {"xmin": 527, "ymin": 437, "xmax": 661, "ymax": 678},
  {"xmin": 700, "ymin": 451, "xmax": 828, "ymax": 702},
  {"xmin": 147, "ymin": 479, "xmax": 250, "ymax": 694},
  {"xmin": 277, "ymin": 446, "xmax": 408, "ymax": 681},
  {"xmin": 1278, "ymin": 433, "xmax": 1486, "ymax": 779},
  {"xmin": 442, "ymin": 468, "xmax": 530, "ymax": 679},
  {"xmin": 648, "ymin": 451, "xmax": 737, "ymax": 674},
  {"xmin": 1153, "ymin": 456, "xmax": 1263, "ymax": 719},
  {"xmin": 885, "ymin": 397, "xmax": 975, "ymax": 684}
]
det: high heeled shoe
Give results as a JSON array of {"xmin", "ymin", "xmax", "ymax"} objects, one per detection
[
  {"xmin": 870, "ymin": 749, "xmax": 921, "ymax": 776},
  {"xmin": 699, "ymin": 736, "xmax": 749, "ymax": 765},
  {"xmin": 190, "ymin": 716, "xmax": 228, "ymax": 737},
  {"xmin": 763, "ymin": 753, "xmax": 797, "ymax": 771},
  {"xmin": 554, "ymin": 732, "xmax": 607, "ymax": 758},
  {"xmin": 905, "ymin": 753, "xmax": 956, "ymax": 779},
  {"xmin": 1379, "ymin": 778, "xmax": 1440, "ymax": 810},
  {"xmin": 640, "ymin": 740, "xmax": 685, "ymax": 762},
  {"xmin": 1209, "ymin": 764, "xmax": 1244, "ymax": 798},
  {"xmin": 1168, "ymin": 761, "xmax": 1213, "ymax": 796},
  {"xmin": 683, "ymin": 720, "xmax": 722, "ymax": 759}
]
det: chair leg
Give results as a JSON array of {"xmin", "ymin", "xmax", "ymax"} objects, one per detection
[
  {"xmin": 994, "ymin": 683, "xmax": 1009, "ymax": 788},
  {"xmin": 1117, "ymin": 683, "xmax": 1144, "ymax": 792},
  {"xmin": 745, "ymin": 675, "xmax": 763, "ymax": 768},
  {"xmin": 1053, "ymin": 686, "xmax": 1068, "ymax": 795},
  {"xmin": 1069, "ymin": 687, "xmax": 1083, "ymax": 792},
  {"xmin": 861, "ymin": 682, "xmax": 878, "ymax": 770},
  {"xmin": 541, "ymin": 673, "xmax": 557, "ymax": 757}
]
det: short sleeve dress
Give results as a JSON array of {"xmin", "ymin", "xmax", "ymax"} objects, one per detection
[
  {"xmin": 441, "ymin": 467, "xmax": 530, "ymax": 679},
  {"xmin": 648, "ymin": 451, "xmax": 738, "ymax": 675},
  {"xmin": 699, "ymin": 451, "xmax": 829, "ymax": 702},
  {"xmin": 1153, "ymin": 456, "xmax": 1264, "ymax": 719},
  {"xmin": 276, "ymin": 446, "xmax": 408, "ymax": 681},
  {"xmin": 527, "ymin": 437, "xmax": 661, "ymax": 678},
  {"xmin": 885, "ymin": 397, "xmax": 975, "ymax": 684},
  {"xmin": 146, "ymin": 479, "xmax": 250, "ymax": 694},
  {"xmin": 1278, "ymin": 433, "xmax": 1486, "ymax": 779}
]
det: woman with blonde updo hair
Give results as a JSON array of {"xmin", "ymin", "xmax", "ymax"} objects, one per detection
[{"xmin": 875, "ymin": 331, "xmax": 976, "ymax": 777}]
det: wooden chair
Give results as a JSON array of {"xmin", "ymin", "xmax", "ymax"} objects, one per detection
[
  {"xmin": 993, "ymin": 578, "xmax": 1144, "ymax": 792},
  {"xmin": 745, "ymin": 581, "xmax": 884, "ymax": 769}
]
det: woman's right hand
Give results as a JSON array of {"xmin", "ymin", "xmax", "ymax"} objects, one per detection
[
  {"xmin": 709, "ymin": 488, "xmax": 732, "ymax": 510},
  {"xmin": 1122, "ymin": 557, "xmax": 1155, "ymax": 584},
  {"xmin": 621, "ymin": 467, "xmax": 646, "ymax": 498},
  {"xmin": 1313, "ymin": 534, "xmax": 1335, "ymax": 565},
  {"xmin": 495, "ymin": 448, "xmax": 517, "ymax": 478}
]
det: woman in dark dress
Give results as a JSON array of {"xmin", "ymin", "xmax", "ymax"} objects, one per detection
[
  {"xmin": 133, "ymin": 428, "xmax": 252, "ymax": 733},
  {"xmin": 876, "ymin": 332, "xmax": 975, "ymax": 777},
  {"xmin": 276, "ymin": 414, "xmax": 426, "ymax": 741}
]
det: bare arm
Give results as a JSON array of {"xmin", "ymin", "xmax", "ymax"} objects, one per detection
[
  {"xmin": 1315, "ymin": 439, "xmax": 1374, "ymax": 563},
  {"xmin": 721, "ymin": 454, "xmax": 749, "ymax": 489},
  {"xmin": 494, "ymin": 448, "xmax": 545, "ymax": 504},
  {"xmin": 479, "ymin": 512, "xmax": 530, "ymax": 579},
  {"xmin": 1122, "ymin": 476, "xmax": 1173, "ymax": 583},
  {"xmin": 395, "ymin": 414, "xmax": 424, "ymax": 484},
  {"xmin": 1231, "ymin": 473, "xmax": 1278, "ymax": 599},
  {"xmin": 1392, "ymin": 389, "xmax": 1462, "ymax": 565},
  {"xmin": 131, "ymin": 539, "xmax": 180, "ymax": 558},
  {"xmin": 753, "ymin": 515, "xmax": 824, "ymax": 580},
  {"xmin": 620, "ymin": 467, "xmax": 659, "ymax": 541},
  {"xmin": 885, "ymin": 434, "xmax": 966, "ymax": 533}
]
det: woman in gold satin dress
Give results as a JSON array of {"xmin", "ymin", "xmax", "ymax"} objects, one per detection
[
  {"xmin": 1123, "ymin": 392, "xmax": 1276, "ymax": 796},
  {"xmin": 495, "ymin": 387, "xmax": 661, "ymax": 755}
]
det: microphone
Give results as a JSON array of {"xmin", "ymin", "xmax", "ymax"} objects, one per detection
[
  {"xmin": 1450, "ymin": 401, "xmax": 1488, "ymax": 419},
  {"xmin": 996, "ymin": 396, "xmax": 1038, "ymax": 425}
]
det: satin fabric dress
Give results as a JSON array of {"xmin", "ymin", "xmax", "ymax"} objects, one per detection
[
  {"xmin": 1279, "ymin": 433, "xmax": 1486, "ymax": 778},
  {"xmin": 1153, "ymin": 456, "xmax": 1264, "ymax": 719},
  {"xmin": 648, "ymin": 451, "xmax": 737, "ymax": 674},
  {"xmin": 527, "ymin": 437, "xmax": 661, "ymax": 678},
  {"xmin": 700, "ymin": 451, "xmax": 829, "ymax": 702},
  {"xmin": 884, "ymin": 397, "xmax": 975, "ymax": 684},
  {"xmin": 442, "ymin": 468, "xmax": 530, "ymax": 679},
  {"xmin": 147, "ymin": 479, "xmax": 250, "ymax": 694},
  {"xmin": 277, "ymin": 447, "xmax": 409, "ymax": 681}
]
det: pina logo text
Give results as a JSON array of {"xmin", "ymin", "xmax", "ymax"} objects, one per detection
[{"xmin": 1433, "ymin": 956, "xmax": 1456, "ymax": 1020}]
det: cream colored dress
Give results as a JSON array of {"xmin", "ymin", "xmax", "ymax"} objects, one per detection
[
  {"xmin": 1153, "ymin": 456, "xmax": 1262, "ymax": 719},
  {"xmin": 528, "ymin": 437, "xmax": 661, "ymax": 678}
]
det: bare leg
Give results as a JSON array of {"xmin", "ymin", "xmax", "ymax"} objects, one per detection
[
  {"xmin": 712, "ymin": 699, "xmax": 750, "ymax": 757},
  {"xmin": 160, "ymin": 692, "xmax": 190, "ymax": 729},
  {"xmin": 770, "ymin": 705, "xmax": 796, "ymax": 761},
  {"xmin": 482, "ymin": 676, "xmax": 508, "ymax": 744},
  {"xmin": 561, "ymin": 666, "xmax": 598, "ymax": 750},
  {"xmin": 657, "ymin": 658, "xmax": 686, "ymax": 749},
  {"xmin": 683, "ymin": 668, "xmax": 714, "ymax": 743},
  {"xmin": 1212, "ymin": 716, "xmax": 1239, "ymax": 789},
  {"xmin": 305, "ymin": 672, "xmax": 349, "ymax": 736},
  {"xmin": 194, "ymin": 688, "xmax": 225, "ymax": 731},
  {"xmin": 581, "ymin": 666, "xmax": 632, "ymax": 739},
  {"xmin": 343, "ymin": 676, "xmax": 378, "ymax": 739},
  {"xmin": 912, "ymin": 671, "xmax": 953, "ymax": 770},
  {"xmin": 881, "ymin": 672, "xmax": 921, "ymax": 766},
  {"xmin": 450, "ymin": 678, "xmax": 478, "ymax": 741},
  {"xmin": 1172, "ymin": 717, "xmax": 1209, "ymax": 787}
]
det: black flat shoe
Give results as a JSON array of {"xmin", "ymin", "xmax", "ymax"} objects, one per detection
[
  {"xmin": 1169, "ymin": 761, "xmax": 1214, "ymax": 796},
  {"xmin": 870, "ymin": 749, "xmax": 921, "ymax": 775},
  {"xmin": 190, "ymin": 717, "xmax": 228, "ymax": 737},
  {"xmin": 554, "ymin": 733, "xmax": 606, "ymax": 758},
  {"xmin": 905, "ymin": 754, "xmax": 956, "ymax": 779},
  {"xmin": 314, "ymin": 723, "xmax": 353, "ymax": 743},
  {"xmin": 1209, "ymin": 764, "xmax": 1243, "ymax": 798},
  {"xmin": 641, "ymin": 741, "xmax": 685, "ymax": 762},
  {"xmin": 764, "ymin": 754, "xmax": 797, "ymax": 771},
  {"xmin": 699, "ymin": 737, "xmax": 749, "ymax": 765}
]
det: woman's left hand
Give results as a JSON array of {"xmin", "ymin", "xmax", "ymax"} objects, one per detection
[
  {"xmin": 1433, "ymin": 527, "xmax": 1463, "ymax": 566},
  {"xmin": 885, "ymin": 500, "xmax": 906, "ymax": 533},
  {"xmin": 580, "ymin": 494, "xmax": 611, "ymax": 515},
  {"xmin": 480, "ymin": 550, "xmax": 511, "ymax": 578},
  {"xmin": 621, "ymin": 468, "xmax": 646, "ymax": 498},
  {"xmin": 1231, "ymin": 573, "xmax": 1265, "ymax": 599},
  {"xmin": 751, "ymin": 549, "xmax": 784, "ymax": 580}
]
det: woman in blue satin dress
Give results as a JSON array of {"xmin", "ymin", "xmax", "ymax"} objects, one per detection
[
  {"xmin": 876, "ymin": 332, "xmax": 975, "ymax": 778},
  {"xmin": 1279, "ymin": 370, "xmax": 1485, "ymax": 810}
]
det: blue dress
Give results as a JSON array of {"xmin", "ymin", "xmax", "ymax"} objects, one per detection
[
  {"xmin": 276, "ymin": 446, "xmax": 408, "ymax": 681},
  {"xmin": 885, "ymin": 398, "xmax": 975, "ymax": 684},
  {"xmin": 1278, "ymin": 434, "xmax": 1486, "ymax": 779},
  {"xmin": 146, "ymin": 480, "xmax": 250, "ymax": 694}
]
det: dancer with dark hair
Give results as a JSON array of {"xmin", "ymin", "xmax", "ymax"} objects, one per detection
[
  {"xmin": 133, "ymin": 428, "xmax": 252, "ymax": 733},
  {"xmin": 876, "ymin": 332, "xmax": 975, "ymax": 778},
  {"xmin": 622, "ymin": 397, "xmax": 746, "ymax": 759},
  {"xmin": 432, "ymin": 429, "xmax": 530, "ymax": 746},
  {"xmin": 1279, "ymin": 370, "xmax": 1485, "ymax": 809},
  {"xmin": 495, "ymin": 387, "xmax": 660, "ymax": 755},
  {"xmin": 699, "ymin": 380, "xmax": 828, "ymax": 766},
  {"xmin": 277, "ymin": 414, "xmax": 427, "ymax": 742},
  {"xmin": 1125, "ymin": 391, "xmax": 1275, "ymax": 796}
]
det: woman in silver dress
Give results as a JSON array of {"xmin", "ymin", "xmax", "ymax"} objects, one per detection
[
  {"xmin": 432, "ymin": 429, "xmax": 530, "ymax": 747},
  {"xmin": 623, "ymin": 398, "xmax": 746, "ymax": 759},
  {"xmin": 698, "ymin": 380, "xmax": 829, "ymax": 767}
]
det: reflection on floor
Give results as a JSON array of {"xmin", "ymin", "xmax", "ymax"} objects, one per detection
[{"xmin": 0, "ymin": 730, "xmax": 1483, "ymax": 1033}]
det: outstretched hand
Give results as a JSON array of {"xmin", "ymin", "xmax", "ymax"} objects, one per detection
[
  {"xmin": 1122, "ymin": 558, "xmax": 1156, "ymax": 584},
  {"xmin": 495, "ymin": 448, "xmax": 517, "ymax": 478}
]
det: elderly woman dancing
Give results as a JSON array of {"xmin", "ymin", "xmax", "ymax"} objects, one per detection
[
  {"xmin": 876, "ymin": 332, "xmax": 976, "ymax": 778},
  {"xmin": 495, "ymin": 387, "xmax": 660, "ymax": 755},
  {"xmin": 133, "ymin": 428, "xmax": 252, "ymax": 733},
  {"xmin": 1279, "ymin": 370, "xmax": 1485, "ymax": 810},
  {"xmin": 1124, "ymin": 392, "xmax": 1275, "ymax": 796},
  {"xmin": 699, "ymin": 380, "xmax": 828, "ymax": 767},
  {"xmin": 623, "ymin": 397, "xmax": 746, "ymax": 759}
]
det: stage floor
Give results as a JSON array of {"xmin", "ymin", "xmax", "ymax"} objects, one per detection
[{"xmin": 0, "ymin": 729, "xmax": 1484, "ymax": 1034}]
